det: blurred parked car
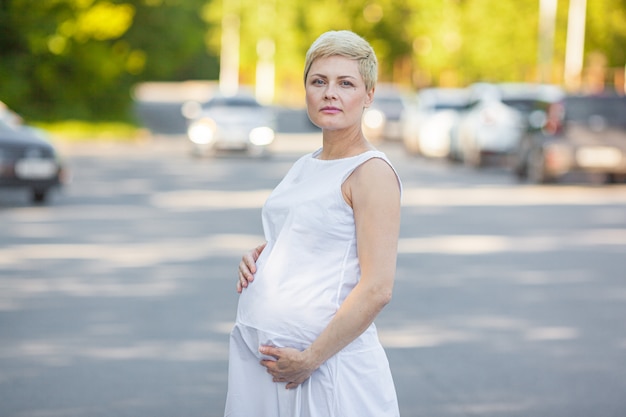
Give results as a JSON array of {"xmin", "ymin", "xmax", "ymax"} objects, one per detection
[
  {"xmin": 0, "ymin": 117, "xmax": 65, "ymax": 203},
  {"xmin": 184, "ymin": 93, "xmax": 275, "ymax": 157},
  {"xmin": 513, "ymin": 94, "xmax": 626, "ymax": 184},
  {"xmin": 402, "ymin": 87, "xmax": 469, "ymax": 157},
  {"xmin": 454, "ymin": 83, "xmax": 565, "ymax": 167},
  {"xmin": 0, "ymin": 101, "xmax": 23, "ymax": 128},
  {"xmin": 362, "ymin": 87, "xmax": 406, "ymax": 142}
]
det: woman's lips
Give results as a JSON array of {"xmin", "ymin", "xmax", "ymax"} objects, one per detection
[{"xmin": 321, "ymin": 106, "xmax": 341, "ymax": 114}]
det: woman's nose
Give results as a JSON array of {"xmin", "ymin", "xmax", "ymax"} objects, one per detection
[{"xmin": 324, "ymin": 83, "xmax": 338, "ymax": 100}]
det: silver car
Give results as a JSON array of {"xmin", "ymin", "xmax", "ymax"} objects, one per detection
[
  {"xmin": 454, "ymin": 83, "xmax": 565, "ymax": 167},
  {"xmin": 185, "ymin": 94, "xmax": 276, "ymax": 157},
  {"xmin": 514, "ymin": 94, "xmax": 626, "ymax": 184},
  {"xmin": 402, "ymin": 87, "xmax": 469, "ymax": 158}
]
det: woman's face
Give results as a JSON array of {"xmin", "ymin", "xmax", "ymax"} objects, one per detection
[{"xmin": 305, "ymin": 55, "xmax": 374, "ymax": 132}]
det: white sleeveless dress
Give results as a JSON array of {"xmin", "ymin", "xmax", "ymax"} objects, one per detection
[{"xmin": 224, "ymin": 148, "xmax": 401, "ymax": 417}]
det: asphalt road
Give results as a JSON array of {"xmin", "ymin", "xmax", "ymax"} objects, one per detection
[{"xmin": 1, "ymin": 135, "xmax": 626, "ymax": 417}]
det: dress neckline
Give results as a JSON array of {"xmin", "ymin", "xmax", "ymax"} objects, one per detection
[{"xmin": 310, "ymin": 148, "xmax": 380, "ymax": 162}]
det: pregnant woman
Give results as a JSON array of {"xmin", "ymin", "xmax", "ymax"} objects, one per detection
[{"xmin": 224, "ymin": 30, "xmax": 402, "ymax": 417}]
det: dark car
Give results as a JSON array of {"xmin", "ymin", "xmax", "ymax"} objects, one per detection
[
  {"xmin": 0, "ymin": 119, "xmax": 65, "ymax": 203},
  {"xmin": 514, "ymin": 94, "xmax": 626, "ymax": 183}
]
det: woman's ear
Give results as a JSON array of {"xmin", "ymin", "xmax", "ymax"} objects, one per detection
[{"xmin": 364, "ymin": 87, "xmax": 375, "ymax": 108}]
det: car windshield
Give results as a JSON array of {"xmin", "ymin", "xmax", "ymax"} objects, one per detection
[
  {"xmin": 0, "ymin": 118, "xmax": 18, "ymax": 133},
  {"xmin": 205, "ymin": 96, "xmax": 261, "ymax": 109},
  {"xmin": 434, "ymin": 103, "xmax": 466, "ymax": 111},
  {"xmin": 565, "ymin": 96, "xmax": 626, "ymax": 129},
  {"xmin": 502, "ymin": 99, "xmax": 543, "ymax": 114},
  {"xmin": 375, "ymin": 96, "xmax": 404, "ymax": 112}
]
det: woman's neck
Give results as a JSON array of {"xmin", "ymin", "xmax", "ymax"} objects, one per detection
[{"xmin": 318, "ymin": 127, "xmax": 374, "ymax": 160}]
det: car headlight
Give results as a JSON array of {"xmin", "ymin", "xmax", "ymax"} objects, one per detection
[
  {"xmin": 363, "ymin": 109, "xmax": 385, "ymax": 130},
  {"xmin": 249, "ymin": 126, "xmax": 275, "ymax": 146},
  {"xmin": 188, "ymin": 118, "xmax": 216, "ymax": 144}
]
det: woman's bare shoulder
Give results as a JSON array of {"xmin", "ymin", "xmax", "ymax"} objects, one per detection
[{"xmin": 354, "ymin": 156, "xmax": 399, "ymax": 188}]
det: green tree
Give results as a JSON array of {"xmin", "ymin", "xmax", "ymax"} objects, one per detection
[
  {"xmin": 0, "ymin": 0, "xmax": 217, "ymax": 121},
  {"xmin": 1, "ymin": 0, "xmax": 624, "ymax": 123},
  {"xmin": 124, "ymin": 0, "xmax": 218, "ymax": 82},
  {"xmin": 1, "ymin": 0, "xmax": 138, "ymax": 120},
  {"xmin": 586, "ymin": 0, "xmax": 626, "ymax": 67}
]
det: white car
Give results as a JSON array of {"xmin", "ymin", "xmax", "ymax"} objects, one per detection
[
  {"xmin": 362, "ymin": 87, "xmax": 407, "ymax": 142},
  {"xmin": 455, "ymin": 83, "xmax": 564, "ymax": 167},
  {"xmin": 401, "ymin": 88, "xmax": 469, "ymax": 158},
  {"xmin": 185, "ymin": 94, "xmax": 275, "ymax": 157}
]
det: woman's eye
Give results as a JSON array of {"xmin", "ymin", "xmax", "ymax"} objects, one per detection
[
  {"xmin": 340, "ymin": 81, "xmax": 354, "ymax": 87},
  {"xmin": 312, "ymin": 79, "xmax": 325, "ymax": 85}
]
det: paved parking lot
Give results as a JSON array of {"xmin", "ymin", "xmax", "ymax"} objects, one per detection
[{"xmin": 1, "ymin": 136, "xmax": 626, "ymax": 417}]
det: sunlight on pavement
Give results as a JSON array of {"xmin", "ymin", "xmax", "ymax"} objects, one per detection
[
  {"xmin": 150, "ymin": 189, "xmax": 272, "ymax": 210},
  {"xmin": 379, "ymin": 323, "xmax": 473, "ymax": 348},
  {"xmin": 0, "ymin": 339, "xmax": 228, "ymax": 366},
  {"xmin": 0, "ymin": 234, "xmax": 263, "ymax": 267},
  {"xmin": 446, "ymin": 400, "xmax": 536, "ymax": 415},
  {"xmin": 524, "ymin": 326, "xmax": 579, "ymax": 341},
  {"xmin": 379, "ymin": 316, "xmax": 580, "ymax": 349},
  {"xmin": 402, "ymin": 186, "xmax": 626, "ymax": 207},
  {"xmin": 0, "ymin": 275, "xmax": 177, "ymax": 304},
  {"xmin": 398, "ymin": 230, "xmax": 626, "ymax": 255},
  {"xmin": 0, "ymin": 233, "xmax": 263, "ymax": 310}
]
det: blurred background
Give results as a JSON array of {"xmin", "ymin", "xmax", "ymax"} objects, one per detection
[
  {"xmin": 3, "ymin": 0, "xmax": 624, "ymax": 187},
  {"xmin": 1, "ymin": 0, "xmax": 624, "ymax": 124},
  {"xmin": 2, "ymin": 2, "xmax": 626, "ymax": 417}
]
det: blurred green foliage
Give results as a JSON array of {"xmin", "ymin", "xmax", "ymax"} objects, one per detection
[
  {"xmin": 0, "ymin": 0, "xmax": 215, "ymax": 122},
  {"xmin": 1, "ymin": 0, "xmax": 624, "ymax": 122},
  {"xmin": 34, "ymin": 120, "xmax": 145, "ymax": 142}
]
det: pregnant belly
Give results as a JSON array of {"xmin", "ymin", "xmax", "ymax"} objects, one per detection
[{"xmin": 236, "ymin": 280, "xmax": 338, "ymax": 345}]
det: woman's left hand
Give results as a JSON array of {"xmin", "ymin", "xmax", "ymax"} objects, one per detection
[{"xmin": 259, "ymin": 345, "xmax": 318, "ymax": 389}]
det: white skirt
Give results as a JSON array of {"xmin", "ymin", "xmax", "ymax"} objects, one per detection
[{"xmin": 224, "ymin": 323, "xmax": 400, "ymax": 417}]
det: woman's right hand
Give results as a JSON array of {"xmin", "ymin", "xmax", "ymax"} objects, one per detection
[{"xmin": 237, "ymin": 242, "xmax": 267, "ymax": 293}]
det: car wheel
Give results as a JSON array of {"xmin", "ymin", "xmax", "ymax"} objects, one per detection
[
  {"xmin": 527, "ymin": 148, "xmax": 552, "ymax": 184},
  {"xmin": 32, "ymin": 189, "xmax": 47, "ymax": 203},
  {"xmin": 464, "ymin": 144, "xmax": 483, "ymax": 168},
  {"xmin": 513, "ymin": 159, "xmax": 527, "ymax": 180},
  {"xmin": 446, "ymin": 144, "xmax": 461, "ymax": 163},
  {"xmin": 605, "ymin": 173, "xmax": 626, "ymax": 184},
  {"xmin": 512, "ymin": 153, "xmax": 528, "ymax": 180}
]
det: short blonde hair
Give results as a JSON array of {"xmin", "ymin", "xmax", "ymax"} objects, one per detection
[{"xmin": 303, "ymin": 30, "xmax": 378, "ymax": 92}]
